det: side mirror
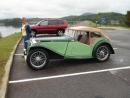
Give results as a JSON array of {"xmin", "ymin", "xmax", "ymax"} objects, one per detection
[{"xmin": 38, "ymin": 24, "xmax": 41, "ymax": 26}]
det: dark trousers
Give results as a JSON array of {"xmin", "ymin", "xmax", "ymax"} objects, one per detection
[{"xmin": 23, "ymin": 36, "xmax": 29, "ymax": 49}]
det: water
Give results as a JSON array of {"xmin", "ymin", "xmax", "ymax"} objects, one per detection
[{"xmin": 0, "ymin": 26, "xmax": 20, "ymax": 37}]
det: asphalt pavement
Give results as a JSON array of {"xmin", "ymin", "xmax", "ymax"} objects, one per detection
[{"xmin": 7, "ymin": 29, "xmax": 130, "ymax": 98}]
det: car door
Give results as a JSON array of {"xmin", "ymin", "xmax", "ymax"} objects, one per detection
[
  {"xmin": 37, "ymin": 20, "xmax": 49, "ymax": 33},
  {"xmin": 65, "ymin": 41, "xmax": 92, "ymax": 58},
  {"xmin": 48, "ymin": 20, "xmax": 58, "ymax": 33},
  {"xmin": 65, "ymin": 32, "xmax": 92, "ymax": 58}
]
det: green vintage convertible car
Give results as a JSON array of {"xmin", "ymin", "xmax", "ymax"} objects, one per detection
[{"xmin": 26, "ymin": 26, "xmax": 115, "ymax": 70}]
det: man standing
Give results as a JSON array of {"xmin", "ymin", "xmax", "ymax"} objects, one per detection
[{"xmin": 21, "ymin": 17, "xmax": 32, "ymax": 54}]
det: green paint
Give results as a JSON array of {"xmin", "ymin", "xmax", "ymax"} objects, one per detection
[
  {"xmin": 65, "ymin": 41, "xmax": 92, "ymax": 58},
  {"xmin": 28, "ymin": 35, "xmax": 113, "ymax": 59},
  {"xmin": 39, "ymin": 41, "xmax": 69, "ymax": 56}
]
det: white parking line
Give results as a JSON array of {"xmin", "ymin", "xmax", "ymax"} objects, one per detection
[
  {"xmin": 9, "ymin": 66, "xmax": 130, "ymax": 84},
  {"xmin": 113, "ymin": 48, "xmax": 118, "ymax": 50},
  {"xmin": 14, "ymin": 54, "xmax": 24, "ymax": 56}
]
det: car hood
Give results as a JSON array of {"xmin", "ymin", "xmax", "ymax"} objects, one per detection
[
  {"xmin": 30, "ymin": 36, "xmax": 73, "ymax": 44},
  {"xmin": 30, "ymin": 25, "xmax": 36, "ymax": 29}
]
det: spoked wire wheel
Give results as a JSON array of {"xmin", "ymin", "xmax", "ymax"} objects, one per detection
[
  {"xmin": 27, "ymin": 49, "xmax": 49, "ymax": 70},
  {"xmin": 96, "ymin": 45, "xmax": 110, "ymax": 61}
]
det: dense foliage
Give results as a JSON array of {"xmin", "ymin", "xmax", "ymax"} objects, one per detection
[
  {"xmin": 62, "ymin": 12, "xmax": 126, "ymax": 26},
  {"xmin": 0, "ymin": 18, "xmax": 42, "ymax": 27},
  {"xmin": 0, "ymin": 12, "xmax": 128, "ymax": 27},
  {"xmin": 126, "ymin": 11, "xmax": 130, "ymax": 26},
  {"xmin": 0, "ymin": 18, "xmax": 21, "ymax": 27}
]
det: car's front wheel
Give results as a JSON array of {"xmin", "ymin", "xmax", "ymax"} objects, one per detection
[
  {"xmin": 95, "ymin": 45, "xmax": 110, "ymax": 62},
  {"xmin": 26, "ymin": 49, "xmax": 49, "ymax": 70}
]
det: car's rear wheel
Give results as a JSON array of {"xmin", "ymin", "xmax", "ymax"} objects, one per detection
[
  {"xmin": 26, "ymin": 49, "xmax": 49, "ymax": 70},
  {"xmin": 57, "ymin": 30, "xmax": 64, "ymax": 36},
  {"xmin": 95, "ymin": 45, "xmax": 110, "ymax": 62}
]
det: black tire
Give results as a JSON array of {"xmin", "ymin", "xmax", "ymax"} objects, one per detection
[
  {"xmin": 57, "ymin": 30, "xmax": 64, "ymax": 36},
  {"xmin": 95, "ymin": 45, "xmax": 110, "ymax": 62},
  {"xmin": 26, "ymin": 49, "xmax": 49, "ymax": 70}
]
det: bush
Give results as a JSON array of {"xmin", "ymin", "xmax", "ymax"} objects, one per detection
[
  {"xmin": 126, "ymin": 11, "xmax": 130, "ymax": 26},
  {"xmin": 0, "ymin": 32, "xmax": 2, "ymax": 38}
]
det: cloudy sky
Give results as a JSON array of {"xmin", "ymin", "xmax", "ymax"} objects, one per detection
[{"xmin": 0, "ymin": 0, "xmax": 130, "ymax": 19}]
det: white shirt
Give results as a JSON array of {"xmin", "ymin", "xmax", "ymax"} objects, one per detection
[{"xmin": 21, "ymin": 24, "xmax": 26, "ymax": 36}]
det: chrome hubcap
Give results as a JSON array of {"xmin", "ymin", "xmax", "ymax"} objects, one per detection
[
  {"xmin": 100, "ymin": 51, "xmax": 105, "ymax": 57},
  {"xmin": 58, "ymin": 31, "xmax": 63, "ymax": 36},
  {"xmin": 35, "ymin": 56, "xmax": 41, "ymax": 61}
]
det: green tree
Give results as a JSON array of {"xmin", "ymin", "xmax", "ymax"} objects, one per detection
[{"xmin": 126, "ymin": 11, "xmax": 130, "ymax": 26}]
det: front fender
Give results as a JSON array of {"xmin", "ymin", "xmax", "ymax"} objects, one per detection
[
  {"xmin": 27, "ymin": 45, "xmax": 64, "ymax": 59},
  {"xmin": 27, "ymin": 41, "xmax": 69, "ymax": 58}
]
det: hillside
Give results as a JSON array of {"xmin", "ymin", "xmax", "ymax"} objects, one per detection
[
  {"xmin": 0, "ymin": 12, "xmax": 127, "ymax": 27},
  {"xmin": 0, "ymin": 18, "xmax": 43, "ymax": 27},
  {"xmin": 62, "ymin": 12, "xmax": 126, "ymax": 26},
  {"xmin": 81, "ymin": 12, "xmax": 94, "ymax": 16}
]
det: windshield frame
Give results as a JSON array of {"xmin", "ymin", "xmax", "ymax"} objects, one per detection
[{"xmin": 64, "ymin": 29, "xmax": 88, "ymax": 40}]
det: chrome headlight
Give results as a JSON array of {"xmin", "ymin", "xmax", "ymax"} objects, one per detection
[{"xmin": 30, "ymin": 38, "xmax": 37, "ymax": 46}]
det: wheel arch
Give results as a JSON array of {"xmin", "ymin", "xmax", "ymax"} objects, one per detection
[
  {"xmin": 31, "ymin": 29, "xmax": 37, "ymax": 33},
  {"xmin": 28, "ymin": 46, "xmax": 64, "ymax": 59},
  {"xmin": 92, "ymin": 42, "xmax": 115, "ymax": 57}
]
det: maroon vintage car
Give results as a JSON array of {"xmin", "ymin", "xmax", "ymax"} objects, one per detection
[{"xmin": 31, "ymin": 18, "xmax": 68, "ymax": 36}]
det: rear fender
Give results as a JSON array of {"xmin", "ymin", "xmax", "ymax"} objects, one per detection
[{"xmin": 92, "ymin": 41, "xmax": 115, "ymax": 57}]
